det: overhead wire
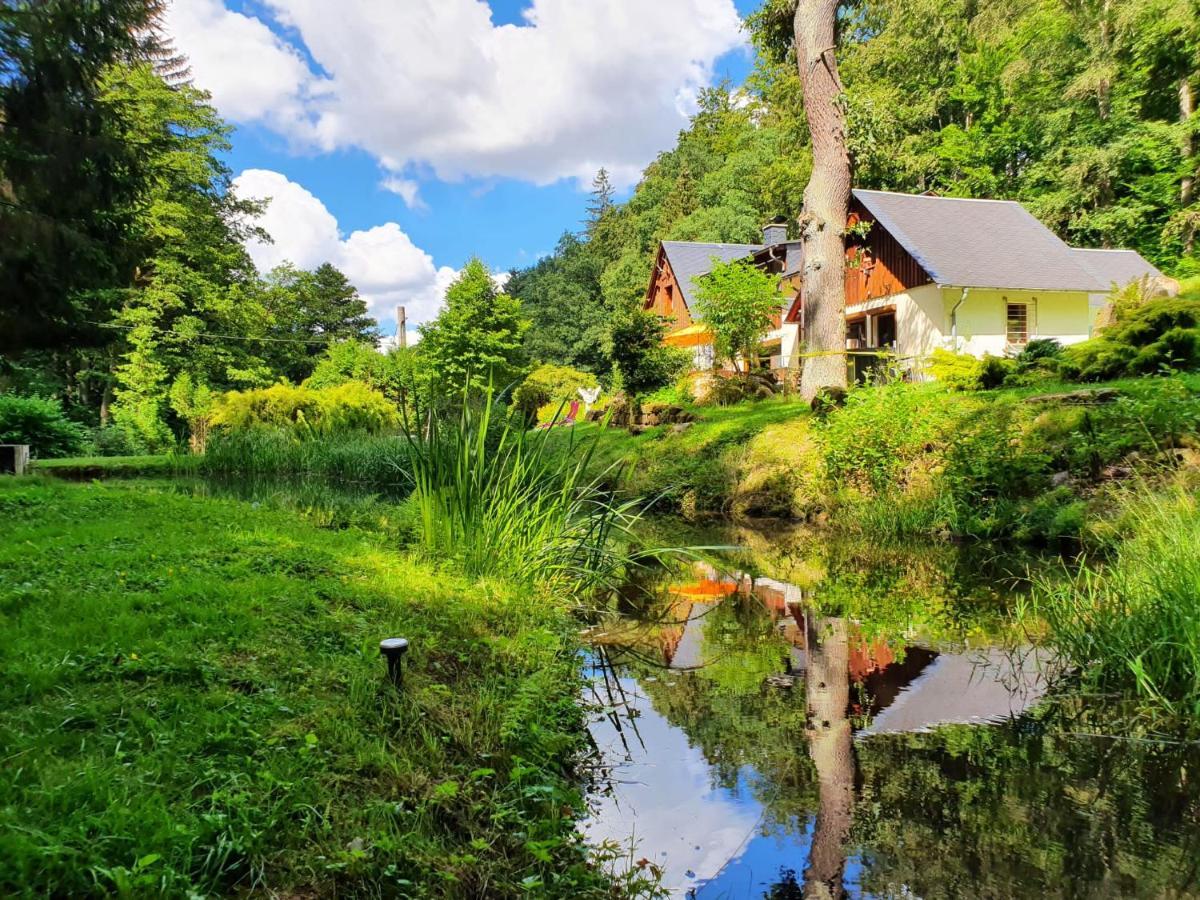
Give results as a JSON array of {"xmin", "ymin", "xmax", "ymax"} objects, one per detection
[{"xmin": 82, "ymin": 318, "xmax": 374, "ymax": 347}]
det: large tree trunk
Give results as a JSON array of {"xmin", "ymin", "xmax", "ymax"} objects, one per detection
[
  {"xmin": 803, "ymin": 615, "xmax": 854, "ymax": 899},
  {"xmin": 794, "ymin": 0, "xmax": 850, "ymax": 401}
]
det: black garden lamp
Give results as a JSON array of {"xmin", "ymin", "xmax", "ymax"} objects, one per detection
[{"xmin": 379, "ymin": 637, "xmax": 410, "ymax": 686}]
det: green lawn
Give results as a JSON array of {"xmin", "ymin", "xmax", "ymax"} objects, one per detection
[
  {"xmin": 547, "ymin": 395, "xmax": 810, "ymax": 476},
  {"xmin": 0, "ymin": 478, "xmax": 613, "ymax": 898}
]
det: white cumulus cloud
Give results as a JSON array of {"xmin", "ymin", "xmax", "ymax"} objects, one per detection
[
  {"xmin": 165, "ymin": 0, "xmax": 327, "ymax": 140},
  {"xmin": 234, "ymin": 169, "xmax": 458, "ymax": 336},
  {"xmin": 168, "ymin": 0, "xmax": 745, "ymax": 187}
]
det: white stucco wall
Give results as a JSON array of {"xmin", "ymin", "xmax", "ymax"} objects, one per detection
[
  {"xmin": 947, "ymin": 288, "xmax": 1090, "ymax": 357},
  {"xmin": 844, "ymin": 283, "xmax": 945, "ymax": 362},
  {"xmin": 845, "ymin": 284, "xmax": 1093, "ymax": 376}
]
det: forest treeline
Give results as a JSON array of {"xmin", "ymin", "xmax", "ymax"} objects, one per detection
[
  {"xmin": 510, "ymin": 0, "xmax": 1200, "ymax": 373},
  {"xmin": 2, "ymin": 0, "xmax": 1198, "ymax": 451},
  {"xmin": 0, "ymin": 2, "xmax": 380, "ymax": 452}
]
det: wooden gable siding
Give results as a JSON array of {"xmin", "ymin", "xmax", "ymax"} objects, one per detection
[
  {"xmin": 644, "ymin": 247, "xmax": 692, "ymax": 329},
  {"xmin": 751, "ymin": 248, "xmax": 791, "ymax": 330},
  {"xmin": 844, "ymin": 199, "xmax": 931, "ymax": 305}
]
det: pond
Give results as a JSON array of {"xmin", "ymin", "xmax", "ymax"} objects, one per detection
[{"xmin": 580, "ymin": 522, "xmax": 1200, "ymax": 899}]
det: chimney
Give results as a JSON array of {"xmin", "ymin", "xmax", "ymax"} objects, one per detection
[{"xmin": 762, "ymin": 216, "xmax": 788, "ymax": 246}]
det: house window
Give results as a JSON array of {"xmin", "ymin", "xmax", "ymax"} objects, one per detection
[{"xmin": 1006, "ymin": 302, "xmax": 1030, "ymax": 345}]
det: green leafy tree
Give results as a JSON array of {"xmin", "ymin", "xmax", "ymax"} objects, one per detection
[
  {"xmin": 418, "ymin": 258, "xmax": 529, "ymax": 390},
  {"xmin": 104, "ymin": 64, "xmax": 270, "ymax": 451},
  {"xmin": 693, "ymin": 258, "xmax": 782, "ymax": 371},
  {"xmin": 506, "ymin": 233, "xmax": 610, "ymax": 373},
  {"xmin": 168, "ymin": 372, "xmax": 215, "ymax": 453},
  {"xmin": 306, "ymin": 339, "xmax": 423, "ymax": 416},
  {"xmin": 605, "ymin": 310, "xmax": 689, "ymax": 397}
]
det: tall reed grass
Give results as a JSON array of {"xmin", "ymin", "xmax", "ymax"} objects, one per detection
[
  {"xmin": 202, "ymin": 428, "xmax": 409, "ymax": 484},
  {"xmin": 1031, "ymin": 484, "xmax": 1200, "ymax": 721},
  {"xmin": 403, "ymin": 394, "xmax": 646, "ymax": 593}
]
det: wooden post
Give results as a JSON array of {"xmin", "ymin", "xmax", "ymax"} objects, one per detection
[
  {"xmin": 396, "ymin": 305, "xmax": 407, "ymax": 349},
  {"xmin": 0, "ymin": 444, "xmax": 30, "ymax": 475}
]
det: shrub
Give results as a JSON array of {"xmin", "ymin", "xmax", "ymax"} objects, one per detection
[
  {"xmin": 605, "ymin": 310, "xmax": 691, "ymax": 397},
  {"xmin": 86, "ymin": 425, "xmax": 145, "ymax": 457},
  {"xmin": 641, "ymin": 377, "xmax": 695, "ymax": 408},
  {"xmin": 697, "ymin": 372, "xmax": 777, "ymax": 407},
  {"xmin": 1016, "ymin": 338, "xmax": 1063, "ymax": 365},
  {"xmin": 927, "ymin": 349, "xmax": 983, "ymax": 391},
  {"xmin": 512, "ymin": 364, "xmax": 599, "ymax": 423},
  {"xmin": 928, "ymin": 349, "xmax": 1014, "ymax": 390},
  {"xmin": 978, "ymin": 354, "xmax": 1015, "ymax": 389},
  {"xmin": 211, "ymin": 382, "xmax": 399, "ymax": 438},
  {"xmin": 1062, "ymin": 295, "xmax": 1200, "ymax": 381},
  {"xmin": 0, "ymin": 394, "xmax": 85, "ymax": 458}
]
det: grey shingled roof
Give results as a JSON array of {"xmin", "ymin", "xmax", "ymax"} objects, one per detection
[
  {"xmin": 853, "ymin": 189, "xmax": 1106, "ymax": 292},
  {"xmin": 1070, "ymin": 248, "xmax": 1161, "ymax": 291},
  {"xmin": 662, "ymin": 240, "xmax": 763, "ymax": 309}
]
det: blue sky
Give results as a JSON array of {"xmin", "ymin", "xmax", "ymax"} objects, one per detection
[{"xmin": 167, "ymin": 0, "xmax": 761, "ymax": 338}]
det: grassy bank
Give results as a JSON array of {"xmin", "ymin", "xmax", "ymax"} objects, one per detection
[
  {"xmin": 553, "ymin": 374, "xmax": 1200, "ymax": 543},
  {"xmin": 31, "ymin": 454, "xmax": 193, "ymax": 478},
  {"xmin": 1030, "ymin": 485, "xmax": 1200, "ymax": 722},
  {"xmin": 0, "ymin": 478, "xmax": 622, "ymax": 898}
]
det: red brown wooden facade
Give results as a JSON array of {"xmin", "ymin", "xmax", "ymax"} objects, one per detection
[
  {"xmin": 644, "ymin": 246, "xmax": 693, "ymax": 329},
  {"xmin": 844, "ymin": 198, "xmax": 931, "ymax": 306}
]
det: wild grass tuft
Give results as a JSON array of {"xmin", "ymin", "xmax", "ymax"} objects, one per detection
[{"xmin": 1030, "ymin": 484, "xmax": 1200, "ymax": 722}]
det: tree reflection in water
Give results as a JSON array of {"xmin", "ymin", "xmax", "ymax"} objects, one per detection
[{"xmin": 803, "ymin": 615, "xmax": 854, "ymax": 899}]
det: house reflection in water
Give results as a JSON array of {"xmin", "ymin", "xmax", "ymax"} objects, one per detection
[
  {"xmin": 658, "ymin": 562, "xmax": 938, "ymax": 719},
  {"xmin": 584, "ymin": 559, "xmax": 1050, "ymax": 898}
]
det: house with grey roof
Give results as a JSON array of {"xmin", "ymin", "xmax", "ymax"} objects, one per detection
[
  {"xmin": 838, "ymin": 189, "xmax": 1165, "ymax": 370},
  {"xmin": 644, "ymin": 190, "xmax": 1166, "ymax": 378}
]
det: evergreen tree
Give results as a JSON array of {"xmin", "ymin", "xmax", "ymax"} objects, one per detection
[
  {"xmin": 585, "ymin": 168, "xmax": 615, "ymax": 233},
  {"xmin": 261, "ymin": 262, "xmax": 378, "ymax": 383},
  {"xmin": 0, "ymin": 0, "xmax": 174, "ymax": 353}
]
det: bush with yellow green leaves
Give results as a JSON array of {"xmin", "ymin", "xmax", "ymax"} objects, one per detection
[{"xmin": 210, "ymin": 381, "xmax": 399, "ymax": 438}]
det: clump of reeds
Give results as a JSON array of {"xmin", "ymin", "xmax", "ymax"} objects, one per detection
[
  {"xmin": 402, "ymin": 391, "xmax": 645, "ymax": 593},
  {"xmin": 202, "ymin": 429, "xmax": 409, "ymax": 484}
]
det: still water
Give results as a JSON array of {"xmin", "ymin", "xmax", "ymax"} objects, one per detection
[{"xmin": 581, "ymin": 524, "xmax": 1200, "ymax": 899}]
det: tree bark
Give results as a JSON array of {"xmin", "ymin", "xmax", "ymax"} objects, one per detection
[
  {"xmin": 99, "ymin": 379, "xmax": 113, "ymax": 427},
  {"xmin": 794, "ymin": 0, "xmax": 850, "ymax": 401},
  {"xmin": 1181, "ymin": 75, "xmax": 1196, "ymax": 255},
  {"xmin": 803, "ymin": 615, "xmax": 854, "ymax": 899}
]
